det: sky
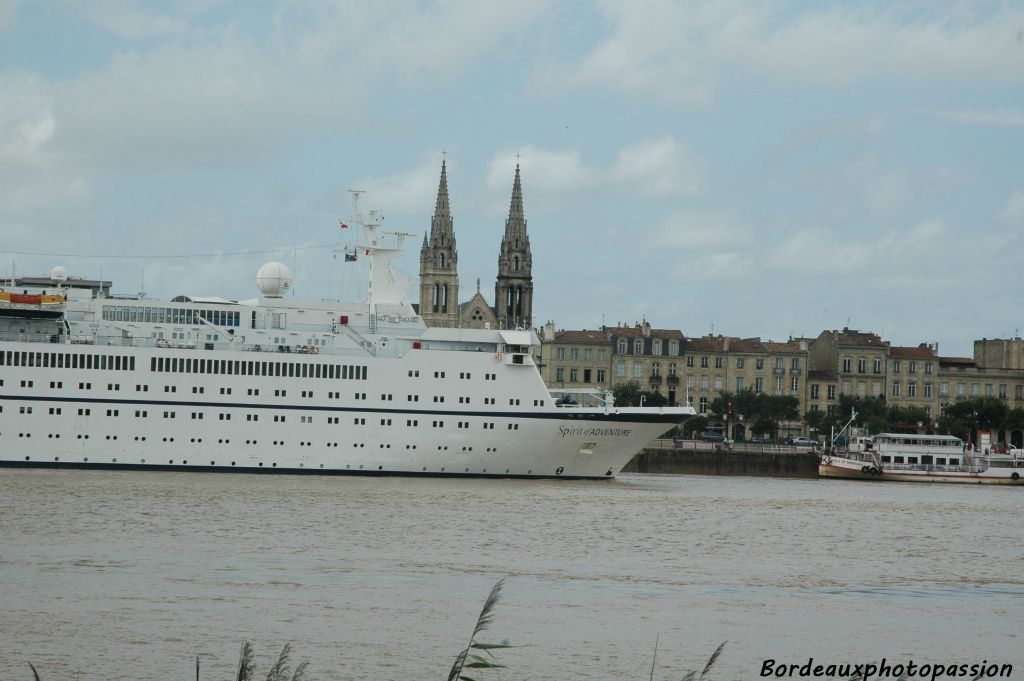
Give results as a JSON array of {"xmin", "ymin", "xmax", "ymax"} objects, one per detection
[{"xmin": 1, "ymin": 1, "xmax": 1022, "ymax": 356}]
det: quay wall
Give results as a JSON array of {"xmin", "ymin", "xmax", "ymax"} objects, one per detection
[{"xmin": 623, "ymin": 441, "xmax": 820, "ymax": 478}]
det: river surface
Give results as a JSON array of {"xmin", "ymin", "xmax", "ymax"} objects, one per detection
[{"xmin": 1, "ymin": 470, "xmax": 1021, "ymax": 680}]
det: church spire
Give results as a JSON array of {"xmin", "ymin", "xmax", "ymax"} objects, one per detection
[
  {"xmin": 504, "ymin": 163, "xmax": 526, "ymax": 238},
  {"xmin": 431, "ymin": 159, "xmax": 453, "ymax": 239}
]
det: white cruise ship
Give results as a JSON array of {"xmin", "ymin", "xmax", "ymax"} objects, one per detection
[{"xmin": 0, "ymin": 204, "xmax": 694, "ymax": 479}]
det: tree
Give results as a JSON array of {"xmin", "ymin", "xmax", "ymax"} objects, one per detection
[{"xmin": 611, "ymin": 380, "xmax": 643, "ymax": 407}]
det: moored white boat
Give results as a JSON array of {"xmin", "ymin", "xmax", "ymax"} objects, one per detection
[{"xmin": 819, "ymin": 433, "xmax": 1024, "ymax": 484}]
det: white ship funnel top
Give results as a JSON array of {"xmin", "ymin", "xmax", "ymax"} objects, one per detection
[
  {"xmin": 50, "ymin": 265, "xmax": 69, "ymax": 281},
  {"xmin": 256, "ymin": 262, "xmax": 293, "ymax": 298}
]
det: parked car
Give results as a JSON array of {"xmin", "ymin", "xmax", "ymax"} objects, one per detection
[
  {"xmin": 699, "ymin": 430, "xmax": 725, "ymax": 442},
  {"xmin": 791, "ymin": 437, "xmax": 819, "ymax": 448},
  {"xmin": 750, "ymin": 434, "xmax": 773, "ymax": 443}
]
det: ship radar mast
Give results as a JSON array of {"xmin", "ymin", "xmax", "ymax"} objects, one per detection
[{"xmin": 337, "ymin": 190, "xmax": 415, "ymax": 311}]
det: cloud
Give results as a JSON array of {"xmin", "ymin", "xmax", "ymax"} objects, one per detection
[
  {"xmin": 485, "ymin": 137, "xmax": 705, "ymax": 203},
  {"xmin": 613, "ymin": 137, "xmax": 705, "ymax": 197},
  {"xmin": 79, "ymin": 1, "xmax": 189, "ymax": 39},
  {"xmin": 354, "ymin": 155, "xmax": 448, "ymax": 217},
  {"xmin": 543, "ymin": 4, "xmax": 1024, "ymax": 103},
  {"xmin": 934, "ymin": 108, "xmax": 1024, "ymax": 127},
  {"xmin": 997, "ymin": 189, "xmax": 1024, "ymax": 227},
  {"xmin": 646, "ymin": 211, "xmax": 748, "ymax": 251},
  {"xmin": 0, "ymin": 0, "xmax": 16, "ymax": 30}
]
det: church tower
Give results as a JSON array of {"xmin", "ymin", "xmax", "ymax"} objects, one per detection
[
  {"xmin": 419, "ymin": 160, "xmax": 460, "ymax": 327},
  {"xmin": 495, "ymin": 164, "xmax": 533, "ymax": 329}
]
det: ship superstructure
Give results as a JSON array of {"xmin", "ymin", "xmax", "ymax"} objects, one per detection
[{"xmin": 0, "ymin": 201, "xmax": 693, "ymax": 479}]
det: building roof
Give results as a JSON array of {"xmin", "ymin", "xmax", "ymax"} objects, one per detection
[
  {"xmin": 821, "ymin": 327, "xmax": 888, "ymax": 347},
  {"xmin": 890, "ymin": 344, "xmax": 937, "ymax": 359},
  {"xmin": 939, "ymin": 356, "xmax": 976, "ymax": 367},
  {"xmin": 807, "ymin": 369, "xmax": 838, "ymax": 381},
  {"xmin": 606, "ymin": 324, "xmax": 684, "ymax": 341},
  {"xmin": 552, "ymin": 329, "xmax": 610, "ymax": 344}
]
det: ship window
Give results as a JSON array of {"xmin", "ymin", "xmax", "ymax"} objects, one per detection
[
  {"xmin": 893, "ymin": 456, "xmax": 904, "ymax": 464},
  {"xmin": 342, "ymin": 365, "xmax": 349, "ymax": 379},
  {"xmin": 950, "ymin": 458, "xmax": 959, "ymax": 465},
  {"xmin": 907, "ymin": 457, "xmax": 918, "ymax": 464}
]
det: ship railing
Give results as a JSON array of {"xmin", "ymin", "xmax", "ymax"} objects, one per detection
[
  {"xmin": 881, "ymin": 462, "xmax": 988, "ymax": 474},
  {"xmin": 0, "ymin": 331, "xmax": 63, "ymax": 344}
]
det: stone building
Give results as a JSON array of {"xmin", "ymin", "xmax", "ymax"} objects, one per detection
[
  {"xmin": 807, "ymin": 328, "xmax": 890, "ymax": 402},
  {"xmin": 886, "ymin": 344, "xmax": 940, "ymax": 421},
  {"xmin": 417, "ymin": 160, "xmax": 532, "ymax": 330},
  {"xmin": 538, "ymin": 324, "xmax": 612, "ymax": 393},
  {"xmin": 608, "ymin": 322, "xmax": 686, "ymax": 405}
]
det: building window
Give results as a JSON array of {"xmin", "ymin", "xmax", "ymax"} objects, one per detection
[
  {"xmin": 598, "ymin": 349, "xmax": 606, "ymax": 361},
  {"xmin": 617, "ymin": 340, "xmax": 626, "ymax": 353},
  {"xmin": 892, "ymin": 382, "xmax": 901, "ymax": 397},
  {"xmin": 858, "ymin": 358, "xmax": 866, "ymax": 374},
  {"xmin": 892, "ymin": 360, "xmax": 901, "ymax": 373},
  {"xmin": 634, "ymin": 340, "xmax": 642, "ymax": 354},
  {"xmin": 714, "ymin": 357, "xmax": 724, "ymax": 369},
  {"xmin": 633, "ymin": 362, "xmax": 642, "ymax": 378},
  {"xmin": 686, "ymin": 356, "xmax": 694, "ymax": 367},
  {"xmin": 698, "ymin": 397, "xmax": 708, "ymax": 413},
  {"xmin": 907, "ymin": 382, "xmax": 916, "ymax": 397},
  {"xmin": 555, "ymin": 368, "xmax": 564, "ymax": 382},
  {"xmin": 735, "ymin": 377, "xmax": 744, "ymax": 391},
  {"xmin": 827, "ymin": 385, "xmax": 836, "ymax": 400},
  {"xmin": 714, "ymin": 376, "xmax": 723, "ymax": 391},
  {"xmin": 874, "ymin": 358, "xmax": 882, "ymax": 374},
  {"xmin": 736, "ymin": 358, "xmax": 745, "ymax": 369},
  {"xmin": 908, "ymin": 361, "xmax": 916, "ymax": 374},
  {"xmin": 653, "ymin": 339, "xmax": 662, "ymax": 355},
  {"xmin": 584, "ymin": 349, "xmax": 592, "ymax": 361},
  {"xmin": 924, "ymin": 384, "xmax": 932, "ymax": 398},
  {"xmin": 556, "ymin": 348, "xmax": 565, "ymax": 360},
  {"xmin": 616, "ymin": 362, "xmax": 625, "ymax": 378},
  {"xmin": 957, "ymin": 383, "xmax": 965, "ymax": 396},
  {"xmin": 790, "ymin": 376, "xmax": 799, "ymax": 392},
  {"xmin": 810, "ymin": 384, "xmax": 819, "ymax": 399},
  {"xmin": 651, "ymin": 362, "xmax": 660, "ymax": 377},
  {"xmin": 700, "ymin": 356, "xmax": 708, "ymax": 368},
  {"xmin": 1017, "ymin": 385, "xmax": 1023, "ymax": 400},
  {"xmin": 669, "ymin": 340, "xmax": 679, "ymax": 356},
  {"xmin": 924, "ymin": 363, "xmax": 933, "ymax": 375},
  {"xmin": 596, "ymin": 369, "xmax": 605, "ymax": 383},
  {"xmin": 569, "ymin": 369, "xmax": 578, "ymax": 382},
  {"xmin": 842, "ymin": 358, "xmax": 851, "ymax": 373},
  {"xmin": 570, "ymin": 348, "xmax": 579, "ymax": 360},
  {"xmin": 985, "ymin": 384, "xmax": 993, "ymax": 397},
  {"xmin": 755, "ymin": 377, "xmax": 764, "ymax": 392}
]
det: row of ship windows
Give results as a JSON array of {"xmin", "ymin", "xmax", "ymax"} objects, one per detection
[
  {"xmin": 16, "ymin": 455, "xmax": 530, "ymax": 474},
  {"xmin": 3, "ymin": 381, "xmax": 538, "ymax": 406},
  {"xmin": 9, "ymin": 406, "xmax": 523, "ymax": 429},
  {"xmin": 102, "ymin": 305, "xmax": 241, "ymax": 326},
  {"xmin": 7, "ymin": 435, "xmax": 503, "ymax": 454},
  {"xmin": 151, "ymin": 356, "xmax": 368, "ymax": 380},
  {"xmin": 1, "ymin": 351, "xmax": 136, "ymax": 371}
]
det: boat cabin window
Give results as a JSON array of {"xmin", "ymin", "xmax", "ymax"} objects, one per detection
[
  {"xmin": 907, "ymin": 457, "xmax": 918, "ymax": 464},
  {"xmin": 936, "ymin": 458, "xmax": 946, "ymax": 465},
  {"xmin": 949, "ymin": 458, "xmax": 959, "ymax": 465},
  {"xmin": 893, "ymin": 456, "xmax": 904, "ymax": 464},
  {"xmin": 881, "ymin": 456, "xmax": 891, "ymax": 463}
]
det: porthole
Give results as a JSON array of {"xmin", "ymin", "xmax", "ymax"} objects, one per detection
[
  {"xmin": 54, "ymin": 456, "xmax": 59, "ymax": 461},
  {"xmin": 358, "ymin": 465, "xmax": 363, "ymax": 469},
  {"xmin": 210, "ymin": 461, "xmax": 215, "ymax": 465},
  {"xmin": 259, "ymin": 462, "xmax": 263, "ymax": 467},
  {"xmin": 169, "ymin": 460, "xmax": 174, "ymax": 464},
  {"xmin": 24, "ymin": 456, "xmax": 29, "ymax": 461},
  {"xmin": 84, "ymin": 457, "xmax": 89, "ymax": 462},
  {"xmin": 299, "ymin": 463, "xmax": 304, "ymax": 468},
  {"xmin": 272, "ymin": 462, "xmax": 277, "ymax": 467},
  {"xmin": 482, "ymin": 469, "xmax": 486, "ymax": 473},
  {"xmin": 505, "ymin": 469, "xmax": 510, "ymax": 474},
  {"xmin": 319, "ymin": 464, "xmax": 324, "ymax": 468},
  {"xmin": 141, "ymin": 459, "xmax": 146, "ymax": 463},
  {"xmin": 183, "ymin": 460, "xmax": 188, "ymax": 464},
  {"xmin": 440, "ymin": 467, "xmax": 445, "ymax": 472},
  {"xmin": 528, "ymin": 469, "xmax": 532, "ymax": 474},
  {"xmin": 112, "ymin": 458, "xmax": 117, "ymax": 463},
  {"xmin": 378, "ymin": 465, "xmax": 383, "ymax": 470},
  {"xmin": 465, "ymin": 468, "xmax": 469, "ymax": 472}
]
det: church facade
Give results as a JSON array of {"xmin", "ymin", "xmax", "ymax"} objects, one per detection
[{"xmin": 418, "ymin": 160, "xmax": 534, "ymax": 330}]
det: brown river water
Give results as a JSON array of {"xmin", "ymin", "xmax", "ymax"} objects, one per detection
[{"xmin": 1, "ymin": 470, "xmax": 1021, "ymax": 680}]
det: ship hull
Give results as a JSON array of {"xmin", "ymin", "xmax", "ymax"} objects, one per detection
[{"xmin": 0, "ymin": 340, "xmax": 685, "ymax": 480}]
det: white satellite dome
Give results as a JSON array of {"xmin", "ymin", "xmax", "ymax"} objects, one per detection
[
  {"xmin": 256, "ymin": 261, "xmax": 293, "ymax": 298},
  {"xmin": 50, "ymin": 265, "xmax": 69, "ymax": 281}
]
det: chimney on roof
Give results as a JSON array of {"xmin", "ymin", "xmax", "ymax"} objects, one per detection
[
  {"xmin": 543, "ymin": 321, "xmax": 555, "ymax": 341},
  {"xmin": 723, "ymin": 337, "xmax": 730, "ymax": 351},
  {"xmin": 642, "ymin": 321, "xmax": 651, "ymax": 338}
]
